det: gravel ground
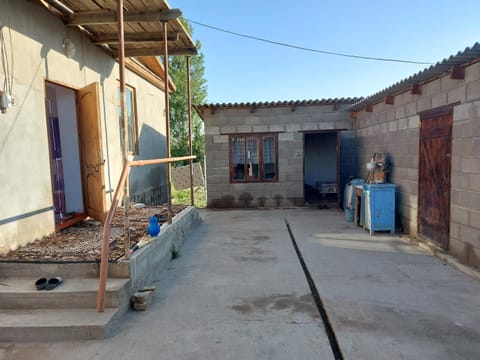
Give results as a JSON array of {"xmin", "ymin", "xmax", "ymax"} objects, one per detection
[{"xmin": 0, "ymin": 205, "xmax": 186, "ymax": 263}]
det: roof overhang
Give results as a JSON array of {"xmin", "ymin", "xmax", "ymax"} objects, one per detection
[
  {"xmin": 38, "ymin": 0, "xmax": 197, "ymax": 90},
  {"xmin": 349, "ymin": 42, "xmax": 480, "ymax": 112},
  {"xmin": 194, "ymin": 98, "xmax": 362, "ymax": 121}
]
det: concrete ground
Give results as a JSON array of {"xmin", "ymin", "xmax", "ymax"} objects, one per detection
[{"xmin": 1, "ymin": 208, "xmax": 480, "ymax": 360}]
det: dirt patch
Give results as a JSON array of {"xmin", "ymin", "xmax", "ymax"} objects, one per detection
[{"xmin": 0, "ymin": 205, "xmax": 186, "ymax": 263}]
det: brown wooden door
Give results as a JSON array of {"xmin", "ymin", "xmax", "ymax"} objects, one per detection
[
  {"xmin": 77, "ymin": 83, "xmax": 106, "ymax": 223},
  {"xmin": 418, "ymin": 105, "xmax": 453, "ymax": 249},
  {"xmin": 336, "ymin": 131, "xmax": 341, "ymax": 207}
]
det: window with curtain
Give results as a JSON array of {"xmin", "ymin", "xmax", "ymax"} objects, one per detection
[
  {"xmin": 263, "ymin": 136, "xmax": 276, "ymax": 180},
  {"xmin": 229, "ymin": 134, "xmax": 278, "ymax": 183}
]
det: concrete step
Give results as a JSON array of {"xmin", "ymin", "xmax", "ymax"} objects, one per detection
[
  {"xmin": 0, "ymin": 277, "xmax": 130, "ymax": 309},
  {"xmin": 0, "ymin": 262, "xmax": 101, "ymax": 278},
  {"xmin": 0, "ymin": 307, "xmax": 124, "ymax": 341}
]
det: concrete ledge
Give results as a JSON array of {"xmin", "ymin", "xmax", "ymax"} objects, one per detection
[
  {"xmin": 109, "ymin": 206, "xmax": 201, "ymax": 291},
  {"xmin": 408, "ymin": 235, "xmax": 480, "ymax": 281},
  {"xmin": 435, "ymin": 252, "xmax": 480, "ymax": 281},
  {"xmin": 0, "ymin": 308, "xmax": 121, "ymax": 341}
]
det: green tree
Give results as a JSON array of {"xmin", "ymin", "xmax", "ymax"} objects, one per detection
[{"xmin": 168, "ymin": 19, "xmax": 207, "ymax": 169}]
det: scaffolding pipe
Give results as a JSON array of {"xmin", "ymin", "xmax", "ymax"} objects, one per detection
[
  {"xmin": 116, "ymin": 0, "xmax": 131, "ymax": 262},
  {"xmin": 96, "ymin": 155, "xmax": 195, "ymax": 312},
  {"xmin": 187, "ymin": 56, "xmax": 194, "ymax": 206},
  {"xmin": 163, "ymin": 21, "xmax": 173, "ymax": 225}
]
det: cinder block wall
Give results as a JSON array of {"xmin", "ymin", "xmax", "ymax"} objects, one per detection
[
  {"xmin": 352, "ymin": 60, "xmax": 480, "ymax": 267},
  {"xmin": 353, "ymin": 98, "xmax": 421, "ymax": 234},
  {"xmin": 201, "ymin": 104, "xmax": 352, "ymax": 208},
  {"xmin": 450, "ymin": 61, "xmax": 480, "ymax": 265}
]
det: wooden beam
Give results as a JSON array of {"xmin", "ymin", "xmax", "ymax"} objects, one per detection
[
  {"xmin": 135, "ymin": 57, "xmax": 176, "ymax": 92},
  {"xmin": 410, "ymin": 83, "xmax": 422, "ymax": 95},
  {"xmin": 38, "ymin": 0, "xmax": 71, "ymax": 18},
  {"xmin": 450, "ymin": 65, "xmax": 465, "ymax": 80},
  {"xmin": 124, "ymin": 58, "xmax": 166, "ymax": 91},
  {"xmin": 124, "ymin": 47, "xmax": 197, "ymax": 57},
  {"xmin": 385, "ymin": 95, "xmax": 394, "ymax": 105},
  {"xmin": 365, "ymin": 103, "xmax": 373, "ymax": 112},
  {"xmin": 67, "ymin": 9, "xmax": 182, "ymax": 26},
  {"xmin": 94, "ymin": 32, "xmax": 178, "ymax": 44}
]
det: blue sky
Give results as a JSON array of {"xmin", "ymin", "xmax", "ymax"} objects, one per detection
[{"xmin": 170, "ymin": 0, "xmax": 479, "ymax": 104}]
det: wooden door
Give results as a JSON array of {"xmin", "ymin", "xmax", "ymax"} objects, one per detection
[
  {"xmin": 336, "ymin": 131, "xmax": 341, "ymax": 207},
  {"xmin": 418, "ymin": 105, "xmax": 453, "ymax": 249},
  {"xmin": 77, "ymin": 83, "xmax": 106, "ymax": 223}
]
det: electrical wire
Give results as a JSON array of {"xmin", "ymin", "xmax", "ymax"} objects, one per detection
[{"xmin": 183, "ymin": 17, "xmax": 434, "ymax": 65}]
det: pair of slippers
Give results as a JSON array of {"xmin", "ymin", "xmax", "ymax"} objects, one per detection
[{"xmin": 35, "ymin": 277, "xmax": 63, "ymax": 290}]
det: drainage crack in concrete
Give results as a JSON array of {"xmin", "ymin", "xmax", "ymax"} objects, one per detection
[
  {"xmin": 285, "ymin": 218, "xmax": 344, "ymax": 360},
  {"xmin": 238, "ymin": 319, "xmax": 316, "ymax": 325}
]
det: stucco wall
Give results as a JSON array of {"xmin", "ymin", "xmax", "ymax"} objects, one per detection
[
  {"xmin": 201, "ymin": 104, "xmax": 352, "ymax": 208},
  {"xmin": 352, "ymin": 60, "xmax": 480, "ymax": 267},
  {"xmin": 0, "ymin": 0, "xmax": 167, "ymax": 253}
]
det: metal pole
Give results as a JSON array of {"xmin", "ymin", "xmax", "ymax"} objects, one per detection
[
  {"xmin": 98, "ymin": 0, "xmax": 128, "ymax": 312},
  {"xmin": 187, "ymin": 56, "xmax": 194, "ymax": 206},
  {"xmin": 117, "ymin": 0, "xmax": 130, "ymax": 260},
  {"xmin": 163, "ymin": 21, "xmax": 172, "ymax": 224},
  {"xmin": 97, "ymin": 155, "xmax": 195, "ymax": 312}
]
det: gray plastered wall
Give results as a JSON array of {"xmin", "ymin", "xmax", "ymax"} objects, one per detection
[{"xmin": 0, "ymin": 0, "xmax": 167, "ymax": 253}]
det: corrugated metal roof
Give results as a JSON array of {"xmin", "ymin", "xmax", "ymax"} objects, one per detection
[
  {"xmin": 349, "ymin": 42, "xmax": 480, "ymax": 111},
  {"xmin": 195, "ymin": 97, "xmax": 362, "ymax": 111}
]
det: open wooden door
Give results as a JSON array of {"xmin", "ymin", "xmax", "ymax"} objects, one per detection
[
  {"xmin": 336, "ymin": 131, "xmax": 341, "ymax": 208},
  {"xmin": 418, "ymin": 105, "xmax": 453, "ymax": 250},
  {"xmin": 77, "ymin": 83, "xmax": 106, "ymax": 223}
]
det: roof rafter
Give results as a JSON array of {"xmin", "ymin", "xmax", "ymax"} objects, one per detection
[
  {"xmin": 93, "ymin": 32, "xmax": 179, "ymax": 44},
  {"xmin": 67, "ymin": 9, "xmax": 183, "ymax": 26},
  {"xmin": 124, "ymin": 47, "xmax": 197, "ymax": 57}
]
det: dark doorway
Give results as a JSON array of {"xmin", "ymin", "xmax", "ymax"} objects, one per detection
[
  {"xmin": 45, "ymin": 83, "xmax": 83, "ymax": 223},
  {"xmin": 418, "ymin": 105, "xmax": 453, "ymax": 250},
  {"xmin": 45, "ymin": 81, "xmax": 106, "ymax": 230},
  {"xmin": 304, "ymin": 132, "xmax": 339, "ymax": 206}
]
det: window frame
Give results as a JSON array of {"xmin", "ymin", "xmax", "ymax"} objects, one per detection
[
  {"xmin": 229, "ymin": 133, "xmax": 279, "ymax": 183},
  {"xmin": 118, "ymin": 84, "xmax": 139, "ymax": 155}
]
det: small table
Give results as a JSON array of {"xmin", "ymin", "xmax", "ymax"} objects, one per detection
[{"xmin": 317, "ymin": 182, "xmax": 337, "ymax": 197}]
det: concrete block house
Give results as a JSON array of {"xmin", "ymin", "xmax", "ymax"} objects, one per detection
[
  {"xmin": 195, "ymin": 99, "xmax": 360, "ymax": 208},
  {"xmin": 0, "ymin": 0, "xmax": 196, "ymax": 254},
  {"xmin": 197, "ymin": 43, "xmax": 480, "ymax": 268}
]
